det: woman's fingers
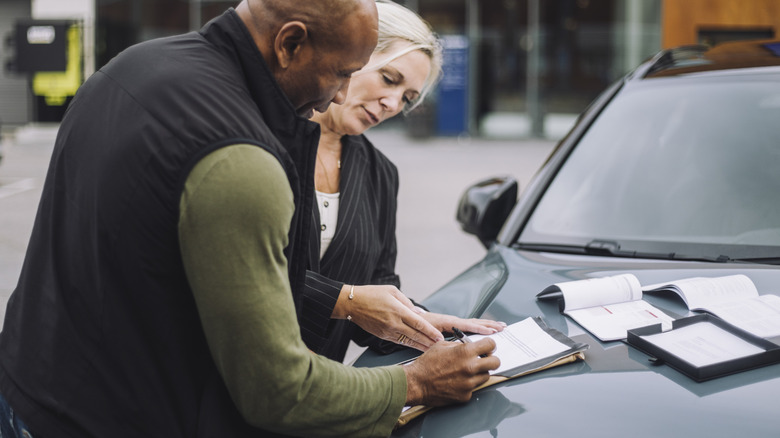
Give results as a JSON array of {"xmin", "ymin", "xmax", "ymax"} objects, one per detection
[
  {"xmin": 454, "ymin": 318, "xmax": 507, "ymax": 335},
  {"xmin": 421, "ymin": 313, "xmax": 507, "ymax": 335},
  {"xmin": 396, "ymin": 309, "xmax": 444, "ymax": 346},
  {"xmin": 394, "ymin": 308, "xmax": 444, "ymax": 351}
]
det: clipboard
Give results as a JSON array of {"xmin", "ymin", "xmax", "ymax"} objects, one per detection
[
  {"xmin": 396, "ymin": 351, "xmax": 584, "ymax": 427},
  {"xmin": 396, "ymin": 317, "xmax": 587, "ymax": 428}
]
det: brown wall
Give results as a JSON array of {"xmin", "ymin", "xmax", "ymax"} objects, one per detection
[{"xmin": 663, "ymin": 0, "xmax": 780, "ymax": 48}]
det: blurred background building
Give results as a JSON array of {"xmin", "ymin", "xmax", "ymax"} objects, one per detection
[{"xmin": 2, "ymin": 0, "xmax": 780, "ymax": 139}]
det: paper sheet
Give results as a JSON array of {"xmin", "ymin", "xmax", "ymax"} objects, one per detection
[
  {"xmin": 469, "ymin": 318, "xmax": 571, "ymax": 375},
  {"xmin": 641, "ymin": 321, "xmax": 765, "ymax": 367}
]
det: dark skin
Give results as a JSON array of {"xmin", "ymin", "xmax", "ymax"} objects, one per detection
[
  {"xmin": 237, "ymin": 0, "xmax": 376, "ymax": 118},
  {"xmin": 235, "ymin": 0, "xmax": 499, "ymax": 408}
]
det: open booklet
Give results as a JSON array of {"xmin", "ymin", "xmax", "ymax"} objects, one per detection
[
  {"xmin": 536, "ymin": 274, "xmax": 675, "ymax": 341},
  {"xmin": 397, "ymin": 317, "xmax": 587, "ymax": 428},
  {"xmin": 643, "ymin": 274, "xmax": 780, "ymax": 338}
]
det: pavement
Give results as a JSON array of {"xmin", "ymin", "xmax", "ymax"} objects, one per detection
[{"xmin": 0, "ymin": 123, "xmax": 556, "ymax": 362}]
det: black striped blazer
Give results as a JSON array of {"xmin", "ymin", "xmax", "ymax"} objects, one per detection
[{"xmin": 296, "ymin": 133, "xmax": 401, "ymax": 361}]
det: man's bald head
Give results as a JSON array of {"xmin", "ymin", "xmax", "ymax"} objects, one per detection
[
  {"xmin": 244, "ymin": 0, "xmax": 364, "ymax": 44},
  {"xmin": 237, "ymin": 0, "xmax": 378, "ymax": 117}
]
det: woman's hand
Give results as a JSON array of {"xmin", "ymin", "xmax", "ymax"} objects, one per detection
[
  {"xmin": 419, "ymin": 311, "xmax": 507, "ymax": 336},
  {"xmin": 333, "ymin": 285, "xmax": 444, "ymax": 351}
]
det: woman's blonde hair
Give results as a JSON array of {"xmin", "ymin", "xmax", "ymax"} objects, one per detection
[{"xmin": 363, "ymin": 0, "xmax": 443, "ymax": 112}]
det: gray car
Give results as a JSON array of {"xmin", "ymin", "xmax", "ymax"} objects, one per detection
[{"xmin": 356, "ymin": 40, "xmax": 780, "ymax": 437}]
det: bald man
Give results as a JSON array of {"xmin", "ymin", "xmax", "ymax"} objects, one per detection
[{"xmin": 0, "ymin": 1, "xmax": 497, "ymax": 437}]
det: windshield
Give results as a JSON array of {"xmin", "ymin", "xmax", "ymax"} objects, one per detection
[{"xmin": 519, "ymin": 72, "xmax": 780, "ymax": 261}]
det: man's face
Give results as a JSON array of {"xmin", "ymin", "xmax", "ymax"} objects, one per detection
[{"xmin": 277, "ymin": 9, "xmax": 378, "ymax": 118}]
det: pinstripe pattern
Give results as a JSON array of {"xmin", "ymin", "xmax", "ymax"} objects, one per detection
[{"xmin": 297, "ymin": 134, "xmax": 401, "ymax": 361}]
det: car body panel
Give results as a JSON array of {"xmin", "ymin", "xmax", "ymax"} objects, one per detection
[{"xmin": 356, "ymin": 248, "xmax": 780, "ymax": 437}]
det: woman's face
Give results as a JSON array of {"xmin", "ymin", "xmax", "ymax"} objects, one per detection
[{"xmin": 318, "ymin": 43, "xmax": 432, "ymax": 136}]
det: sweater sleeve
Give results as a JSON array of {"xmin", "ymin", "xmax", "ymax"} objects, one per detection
[{"xmin": 178, "ymin": 144, "xmax": 406, "ymax": 437}]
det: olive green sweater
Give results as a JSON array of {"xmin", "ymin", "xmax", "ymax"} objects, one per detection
[{"xmin": 179, "ymin": 145, "xmax": 406, "ymax": 437}]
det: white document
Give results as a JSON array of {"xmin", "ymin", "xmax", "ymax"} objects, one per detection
[
  {"xmin": 644, "ymin": 275, "xmax": 780, "ymax": 338},
  {"xmin": 641, "ymin": 321, "xmax": 765, "ymax": 367},
  {"xmin": 552, "ymin": 274, "xmax": 674, "ymax": 341},
  {"xmin": 644, "ymin": 274, "xmax": 758, "ymax": 309},
  {"xmin": 559, "ymin": 274, "xmax": 643, "ymax": 310},
  {"xmin": 469, "ymin": 318, "xmax": 571, "ymax": 375},
  {"xmin": 702, "ymin": 294, "xmax": 780, "ymax": 338},
  {"xmin": 566, "ymin": 300, "xmax": 674, "ymax": 342}
]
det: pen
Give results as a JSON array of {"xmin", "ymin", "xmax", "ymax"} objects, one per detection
[
  {"xmin": 452, "ymin": 327, "xmax": 488, "ymax": 357},
  {"xmin": 452, "ymin": 327, "xmax": 471, "ymax": 344}
]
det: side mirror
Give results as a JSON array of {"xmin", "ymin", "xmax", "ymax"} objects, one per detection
[{"xmin": 456, "ymin": 176, "xmax": 518, "ymax": 248}]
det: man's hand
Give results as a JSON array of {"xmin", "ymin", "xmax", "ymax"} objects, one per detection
[
  {"xmin": 332, "ymin": 285, "xmax": 444, "ymax": 350},
  {"xmin": 403, "ymin": 338, "xmax": 499, "ymax": 407}
]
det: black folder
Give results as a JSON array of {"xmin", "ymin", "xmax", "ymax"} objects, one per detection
[{"xmin": 627, "ymin": 314, "xmax": 780, "ymax": 382}]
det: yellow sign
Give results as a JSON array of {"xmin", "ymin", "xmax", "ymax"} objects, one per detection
[{"xmin": 32, "ymin": 25, "xmax": 82, "ymax": 106}]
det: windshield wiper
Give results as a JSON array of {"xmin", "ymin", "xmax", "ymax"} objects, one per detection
[
  {"xmin": 728, "ymin": 257, "xmax": 780, "ymax": 266},
  {"xmin": 515, "ymin": 240, "xmax": 733, "ymax": 263}
]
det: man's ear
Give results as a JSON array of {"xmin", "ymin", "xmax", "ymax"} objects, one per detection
[{"xmin": 274, "ymin": 21, "xmax": 308, "ymax": 69}]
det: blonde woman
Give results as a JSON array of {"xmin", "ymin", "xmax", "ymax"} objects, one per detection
[{"xmin": 299, "ymin": 0, "xmax": 505, "ymax": 362}]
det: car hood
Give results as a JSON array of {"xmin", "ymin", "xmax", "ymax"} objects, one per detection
[{"xmin": 355, "ymin": 245, "xmax": 780, "ymax": 438}]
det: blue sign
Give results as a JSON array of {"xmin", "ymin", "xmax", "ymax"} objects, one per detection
[{"xmin": 437, "ymin": 35, "xmax": 469, "ymax": 135}]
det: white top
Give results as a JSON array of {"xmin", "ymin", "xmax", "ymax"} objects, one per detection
[{"xmin": 315, "ymin": 191, "xmax": 340, "ymax": 259}]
